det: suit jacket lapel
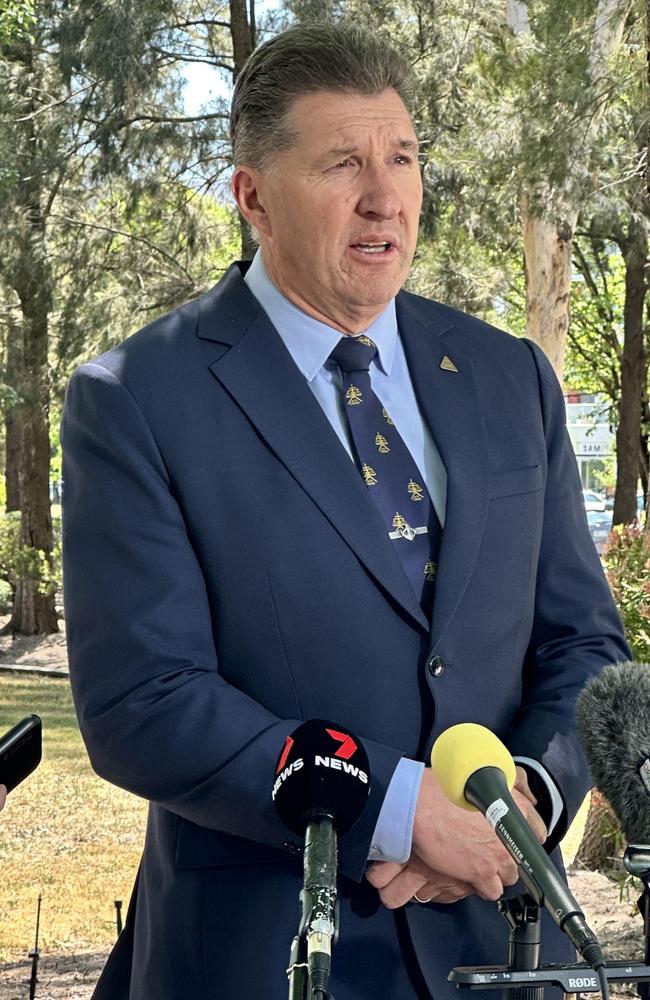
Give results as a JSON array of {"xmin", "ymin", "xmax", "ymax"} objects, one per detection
[
  {"xmin": 198, "ymin": 265, "xmax": 429, "ymax": 632},
  {"xmin": 397, "ymin": 293, "xmax": 490, "ymax": 646}
]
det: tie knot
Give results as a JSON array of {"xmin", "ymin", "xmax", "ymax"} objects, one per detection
[{"xmin": 329, "ymin": 335, "xmax": 377, "ymax": 374}]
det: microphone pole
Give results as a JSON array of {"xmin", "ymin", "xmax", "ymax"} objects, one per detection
[
  {"xmin": 272, "ymin": 720, "xmax": 371, "ymax": 1000},
  {"xmin": 288, "ymin": 916, "xmax": 308, "ymax": 1000},
  {"xmin": 624, "ymin": 847, "xmax": 650, "ymax": 1000}
]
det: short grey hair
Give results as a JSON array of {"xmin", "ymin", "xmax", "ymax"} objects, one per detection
[{"xmin": 230, "ymin": 22, "xmax": 415, "ymax": 169}]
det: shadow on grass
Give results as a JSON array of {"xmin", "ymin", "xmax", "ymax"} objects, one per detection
[
  {"xmin": 0, "ymin": 676, "xmax": 77, "ymax": 738},
  {"xmin": 0, "ymin": 948, "xmax": 110, "ymax": 999}
]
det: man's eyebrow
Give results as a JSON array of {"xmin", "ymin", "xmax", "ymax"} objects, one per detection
[{"xmin": 395, "ymin": 139, "xmax": 419, "ymax": 151}]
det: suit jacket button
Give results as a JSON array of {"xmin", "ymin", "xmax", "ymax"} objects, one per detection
[{"xmin": 428, "ymin": 655, "xmax": 444, "ymax": 677}]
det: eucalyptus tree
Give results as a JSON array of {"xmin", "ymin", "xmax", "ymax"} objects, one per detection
[
  {"xmin": 0, "ymin": 0, "xmax": 253, "ymax": 633},
  {"xmin": 564, "ymin": 23, "xmax": 648, "ymax": 526}
]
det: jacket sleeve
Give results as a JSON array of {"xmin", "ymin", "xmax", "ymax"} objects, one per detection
[
  {"xmin": 62, "ymin": 361, "xmax": 403, "ymax": 880},
  {"xmin": 505, "ymin": 340, "xmax": 630, "ymax": 843}
]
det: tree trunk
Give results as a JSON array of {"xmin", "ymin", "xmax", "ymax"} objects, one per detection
[
  {"xmin": 510, "ymin": 0, "xmax": 630, "ymax": 378},
  {"xmin": 230, "ymin": 0, "xmax": 257, "ymax": 261},
  {"xmin": 645, "ymin": 0, "xmax": 650, "ymax": 197},
  {"xmin": 574, "ymin": 790, "xmax": 621, "ymax": 870},
  {"xmin": 9, "ymin": 264, "xmax": 58, "ymax": 634},
  {"xmin": 5, "ymin": 319, "xmax": 23, "ymax": 512},
  {"xmin": 521, "ymin": 206, "xmax": 577, "ymax": 380},
  {"xmin": 6, "ymin": 38, "xmax": 58, "ymax": 634},
  {"xmin": 613, "ymin": 217, "xmax": 647, "ymax": 526}
]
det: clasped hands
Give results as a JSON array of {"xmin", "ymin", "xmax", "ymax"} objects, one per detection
[{"xmin": 366, "ymin": 766, "xmax": 546, "ymax": 908}]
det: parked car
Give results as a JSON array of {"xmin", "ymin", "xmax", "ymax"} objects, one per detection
[
  {"xmin": 582, "ymin": 489, "xmax": 607, "ymax": 512},
  {"xmin": 586, "ymin": 509, "xmax": 613, "ymax": 553}
]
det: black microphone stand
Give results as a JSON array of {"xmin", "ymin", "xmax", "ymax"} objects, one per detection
[
  {"xmin": 286, "ymin": 875, "xmax": 339, "ymax": 999},
  {"xmin": 450, "ymin": 879, "xmax": 650, "ymax": 998},
  {"xmin": 288, "ymin": 890, "xmax": 310, "ymax": 1000},
  {"xmin": 624, "ymin": 845, "xmax": 650, "ymax": 1000},
  {"xmin": 498, "ymin": 893, "xmax": 543, "ymax": 1000}
]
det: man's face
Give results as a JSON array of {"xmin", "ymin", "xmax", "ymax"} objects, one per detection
[{"xmin": 235, "ymin": 88, "xmax": 422, "ymax": 333}]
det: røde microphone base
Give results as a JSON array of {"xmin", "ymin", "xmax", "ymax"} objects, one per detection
[
  {"xmin": 449, "ymin": 960, "xmax": 650, "ymax": 995},
  {"xmin": 449, "ymin": 892, "xmax": 637, "ymax": 1000}
]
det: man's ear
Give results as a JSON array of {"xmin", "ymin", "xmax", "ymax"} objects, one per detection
[{"xmin": 232, "ymin": 166, "xmax": 272, "ymax": 238}]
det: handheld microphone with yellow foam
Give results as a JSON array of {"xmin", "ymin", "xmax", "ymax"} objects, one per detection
[{"xmin": 431, "ymin": 723, "xmax": 605, "ymax": 975}]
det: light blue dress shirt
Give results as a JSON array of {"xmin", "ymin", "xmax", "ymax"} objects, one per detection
[{"xmin": 244, "ymin": 250, "xmax": 562, "ymax": 864}]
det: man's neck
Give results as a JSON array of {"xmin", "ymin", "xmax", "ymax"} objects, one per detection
[{"xmin": 261, "ymin": 248, "xmax": 388, "ymax": 335}]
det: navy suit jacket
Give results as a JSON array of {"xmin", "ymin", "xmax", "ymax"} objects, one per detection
[{"xmin": 62, "ymin": 262, "xmax": 629, "ymax": 999}]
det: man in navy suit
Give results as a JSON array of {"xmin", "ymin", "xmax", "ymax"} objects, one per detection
[{"xmin": 62, "ymin": 22, "xmax": 628, "ymax": 1000}]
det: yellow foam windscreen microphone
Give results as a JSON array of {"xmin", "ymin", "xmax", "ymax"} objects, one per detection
[{"xmin": 429, "ymin": 722, "xmax": 517, "ymax": 810}]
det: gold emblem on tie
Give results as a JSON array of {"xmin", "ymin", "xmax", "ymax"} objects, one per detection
[
  {"xmin": 362, "ymin": 464, "xmax": 378, "ymax": 486},
  {"xmin": 375, "ymin": 433, "xmax": 390, "ymax": 454},
  {"xmin": 424, "ymin": 560, "xmax": 437, "ymax": 582},
  {"xmin": 357, "ymin": 335, "xmax": 376, "ymax": 348},
  {"xmin": 408, "ymin": 479, "xmax": 424, "ymax": 501},
  {"xmin": 382, "ymin": 407, "xmax": 394, "ymax": 426},
  {"xmin": 440, "ymin": 355, "xmax": 458, "ymax": 373},
  {"xmin": 393, "ymin": 512, "xmax": 407, "ymax": 532},
  {"xmin": 346, "ymin": 384, "xmax": 363, "ymax": 405}
]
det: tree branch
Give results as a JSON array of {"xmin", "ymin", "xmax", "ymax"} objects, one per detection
[
  {"xmin": 170, "ymin": 18, "xmax": 231, "ymax": 31},
  {"xmin": 48, "ymin": 214, "xmax": 198, "ymax": 288},
  {"xmin": 89, "ymin": 111, "xmax": 230, "ymax": 128},
  {"xmin": 149, "ymin": 45, "xmax": 233, "ymax": 71}
]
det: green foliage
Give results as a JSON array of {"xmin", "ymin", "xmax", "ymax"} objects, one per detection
[
  {"xmin": 50, "ymin": 186, "xmax": 241, "ymax": 393},
  {"xmin": 0, "ymin": 0, "xmax": 35, "ymax": 45},
  {"xmin": 565, "ymin": 240, "xmax": 625, "ymax": 399},
  {"xmin": 604, "ymin": 524, "xmax": 650, "ymax": 662},
  {"xmin": 0, "ymin": 511, "xmax": 60, "ymax": 599},
  {"xmin": 0, "ymin": 470, "xmax": 61, "ymax": 610}
]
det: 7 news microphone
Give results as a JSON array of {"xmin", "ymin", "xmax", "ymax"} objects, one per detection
[
  {"xmin": 272, "ymin": 719, "xmax": 371, "ymax": 1000},
  {"xmin": 430, "ymin": 723, "xmax": 607, "ymax": 980}
]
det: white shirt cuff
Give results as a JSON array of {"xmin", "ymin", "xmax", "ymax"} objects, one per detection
[
  {"xmin": 513, "ymin": 755, "xmax": 563, "ymax": 834},
  {"xmin": 367, "ymin": 758, "xmax": 424, "ymax": 863}
]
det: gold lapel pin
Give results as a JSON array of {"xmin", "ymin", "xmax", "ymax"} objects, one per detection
[{"xmin": 440, "ymin": 355, "xmax": 459, "ymax": 373}]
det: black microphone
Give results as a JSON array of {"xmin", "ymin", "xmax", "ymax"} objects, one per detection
[
  {"xmin": 272, "ymin": 719, "xmax": 371, "ymax": 998},
  {"xmin": 430, "ymin": 723, "xmax": 606, "ymax": 974},
  {"xmin": 575, "ymin": 661, "xmax": 650, "ymax": 845}
]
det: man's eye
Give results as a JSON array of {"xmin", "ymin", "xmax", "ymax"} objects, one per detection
[{"xmin": 394, "ymin": 155, "xmax": 411, "ymax": 165}]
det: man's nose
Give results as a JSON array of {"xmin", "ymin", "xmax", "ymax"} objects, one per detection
[{"xmin": 357, "ymin": 164, "xmax": 401, "ymax": 219}]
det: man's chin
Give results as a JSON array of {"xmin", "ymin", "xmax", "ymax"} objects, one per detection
[{"xmin": 341, "ymin": 279, "xmax": 404, "ymax": 311}]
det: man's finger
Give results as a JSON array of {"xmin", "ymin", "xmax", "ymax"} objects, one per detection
[
  {"xmin": 512, "ymin": 787, "xmax": 547, "ymax": 844},
  {"xmin": 514, "ymin": 765, "xmax": 537, "ymax": 806},
  {"xmin": 419, "ymin": 877, "xmax": 473, "ymax": 905},
  {"xmin": 470, "ymin": 872, "xmax": 506, "ymax": 902},
  {"xmin": 377, "ymin": 866, "xmax": 430, "ymax": 910},
  {"xmin": 366, "ymin": 860, "xmax": 407, "ymax": 890}
]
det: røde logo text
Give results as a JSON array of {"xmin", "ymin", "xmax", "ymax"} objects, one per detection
[{"xmin": 568, "ymin": 977, "xmax": 598, "ymax": 990}]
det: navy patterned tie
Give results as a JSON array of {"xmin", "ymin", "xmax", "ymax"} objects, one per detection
[{"xmin": 330, "ymin": 335, "xmax": 441, "ymax": 610}]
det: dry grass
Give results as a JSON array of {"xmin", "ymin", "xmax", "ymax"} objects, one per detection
[{"xmin": 0, "ymin": 675, "xmax": 146, "ymax": 963}]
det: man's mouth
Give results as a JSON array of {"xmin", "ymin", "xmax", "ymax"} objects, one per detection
[{"xmin": 350, "ymin": 241, "xmax": 393, "ymax": 254}]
